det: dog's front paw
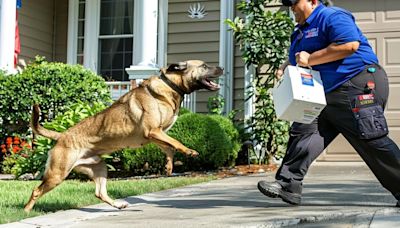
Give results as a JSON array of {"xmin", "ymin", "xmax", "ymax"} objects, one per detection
[
  {"xmin": 113, "ymin": 201, "xmax": 129, "ymax": 209},
  {"xmin": 186, "ymin": 149, "xmax": 199, "ymax": 157}
]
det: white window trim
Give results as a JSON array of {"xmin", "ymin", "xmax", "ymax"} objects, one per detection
[
  {"xmin": 83, "ymin": 0, "xmax": 100, "ymax": 72},
  {"xmin": 67, "ymin": 0, "xmax": 78, "ymax": 64}
]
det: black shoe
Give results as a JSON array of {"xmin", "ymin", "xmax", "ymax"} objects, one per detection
[{"xmin": 257, "ymin": 181, "xmax": 301, "ymax": 205}]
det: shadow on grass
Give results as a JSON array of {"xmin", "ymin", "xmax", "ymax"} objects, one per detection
[{"xmin": 12, "ymin": 201, "xmax": 81, "ymax": 213}]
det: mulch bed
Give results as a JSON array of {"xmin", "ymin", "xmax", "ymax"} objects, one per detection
[
  {"xmin": 0, "ymin": 164, "xmax": 279, "ymax": 181},
  {"xmin": 212, "ymin": 164, "xmax": 278, "ymax": 178}
]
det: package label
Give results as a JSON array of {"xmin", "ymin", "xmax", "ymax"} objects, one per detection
[{"xmin": 301, "ymin": 73, "xmax": 314, "ymax": 86}]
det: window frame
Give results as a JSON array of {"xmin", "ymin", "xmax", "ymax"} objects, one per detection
[{"xmin": 67, "ymin": 0, "xmax": 166, "ymax": 77}]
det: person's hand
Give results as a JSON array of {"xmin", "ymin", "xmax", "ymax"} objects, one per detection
[
  {"xmin": 275, "ymin": 60, "xmax": 289, "ymax": 80},
  {"xmin": 295, "ymin": 51, "xmax": 311, "ymax": 67},
  {"xmin": 275, "ymin": 68, "xmax": 284, "ymax": 80}
]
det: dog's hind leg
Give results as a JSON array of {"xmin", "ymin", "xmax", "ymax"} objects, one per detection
[
  {"xmin": 24, "ymin": 146, "xmax": 73, "ymax": 212},
  {"xmin": 74, "ymin": 160, "xmax": 128, "ymax": 209}
]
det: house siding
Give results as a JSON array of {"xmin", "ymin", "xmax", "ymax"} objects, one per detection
[
  {"xmin": 232, "ymin": 0, "xmax": 246, "ymax": 119},
  {"xmin": 167, "ymin": 0, "xmax": 221, "ymax": 113},
  {"xmin": 54, "ymin": 0, "xmax": 68, "ymax": 63},
  {"xmin": 18, "ymin": 0, "xmax": 54, "ymax": 64},
  {"xmin": 18, "ymin": 0, "xmax": 68, "ymax": 65}
]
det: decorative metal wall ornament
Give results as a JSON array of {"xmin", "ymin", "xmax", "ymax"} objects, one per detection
[{"xmin": 188, "ymin": 3, "xmax": 208, "ymax": 19}]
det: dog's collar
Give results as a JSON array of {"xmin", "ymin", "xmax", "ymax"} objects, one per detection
[{"xmin": 160, "ymin": 72, "xmax": 188, "ymax": 97}]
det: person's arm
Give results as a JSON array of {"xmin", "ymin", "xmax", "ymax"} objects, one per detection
[
  {"xmin": 296, "ymin": 41, "xmax": 360, "ymax": 67},
  {"xmin": 297, "ymin": 9, "xmax": 362, "ymax": 67}
]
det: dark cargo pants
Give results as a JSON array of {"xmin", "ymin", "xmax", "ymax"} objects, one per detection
[{"xmin": 275, "ymin": 64, "xmax": 400, "ymax": 201}]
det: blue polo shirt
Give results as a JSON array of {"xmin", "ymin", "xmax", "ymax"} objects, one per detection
[{"xmin": 288, "ymin": 4, "xmax": 378, "ymax": 93}]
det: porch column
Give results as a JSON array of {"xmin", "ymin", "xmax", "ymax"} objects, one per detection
[
  {"xmin": 0, "ymin": 0, "xmax": 17, "ymax": 73},
  {"xmin": 126, "ymin": 0, "xmax": 159, "ymax": 82}
]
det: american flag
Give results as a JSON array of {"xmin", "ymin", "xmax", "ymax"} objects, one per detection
[{"xmin": 15, "ymin": 0, "xmax": 22, "ymax": 67}]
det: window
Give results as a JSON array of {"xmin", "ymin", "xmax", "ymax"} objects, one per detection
[
  {"xmin": 68, "ymin": 0, "xmax": 164, "ymax": 82},
  {"xmin": 77, "ymin": 0, "xmax": 85, "ymax": 65},
  {"xmin": 98, "ymin": 0, "xmax": 134, "ymax": 81}
]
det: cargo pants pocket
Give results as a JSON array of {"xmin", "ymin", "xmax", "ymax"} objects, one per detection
[{"xmin": 354, "ymin": 105, "xmax": 388, "ymax": 139}]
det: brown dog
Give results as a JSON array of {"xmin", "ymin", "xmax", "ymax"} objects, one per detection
[{"xmin": 24, "ymin": 60, "xmax": 223, "ymax": 212}]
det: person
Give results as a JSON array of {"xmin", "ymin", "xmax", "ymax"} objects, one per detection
[{"xmin": 257, "ymin": 0, "xmax": 400, "ymax": 207}]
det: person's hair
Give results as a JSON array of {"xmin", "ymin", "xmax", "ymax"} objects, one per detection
[{"xmin": 321, "ymin": 0, "xmax": 334, "ymax": 6}]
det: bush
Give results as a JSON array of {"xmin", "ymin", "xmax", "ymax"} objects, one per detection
[
  {"xmin": 121, "ymin": 145, "xmax": 166, "ymax": 176},
  {"xmin": 121, "ymin": 113, "xmax": 241, "ymax": 175},
  {"xmin": 0, "ymin": 135, "xmax": 33, "ymax": 174},
  {"xmin": 226, "ymin": 0, "xmax": 293, "ymax": 160},
  {"xmin": 3, "ymin": 102, "xmax": 108, "ymax": 178},
  {"xmin": 0, "ymin": 56, "xmax": 111, "ymax": 140}
]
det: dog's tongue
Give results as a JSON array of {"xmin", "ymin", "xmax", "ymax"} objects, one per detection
[{"xmin": 202, "ymin": 78, "xmax": 220, "ymax": 90}]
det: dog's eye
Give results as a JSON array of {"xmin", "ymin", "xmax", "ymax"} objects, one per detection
[{"xmin": 202, "ymin": 64, "xmax": 207, "ymax": 69}]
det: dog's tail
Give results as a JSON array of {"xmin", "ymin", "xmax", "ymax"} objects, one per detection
[{"xmin": 31, "ymin": 105, "xmax": 61, "ymax": 140}]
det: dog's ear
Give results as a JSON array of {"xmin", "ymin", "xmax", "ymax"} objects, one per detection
[{"xmin": 167, "ymin": 62, "xmax": 187, "ymax": 72}]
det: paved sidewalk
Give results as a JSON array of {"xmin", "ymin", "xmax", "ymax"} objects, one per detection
[{"xmin": 2, "ymin": 162, "xmax": 400, "ymax": 227}]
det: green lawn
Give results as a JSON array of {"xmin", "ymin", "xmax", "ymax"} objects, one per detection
[{"xmin": 0, "ymin": 176, "xmax": 215, "ymax": 224}]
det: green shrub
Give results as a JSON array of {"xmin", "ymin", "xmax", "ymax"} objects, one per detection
[
  {"xmin": 226, "ymin": 0, "xmax": 293, "ymax": 160},
  {"xmin": 0, "ymin": 56, "xmax": 111, "ymax": 140},
  {"xmin": 208, "ymin": 114, "xmax": 241, "ymax": 166},
  {"xmin": 5, "ymin": 102, "xmax": 108, "ymax": 178},
  {"xmin": 121, "ymin": 144, "xmax": 166, "ymax": 176},
  {"xmin": 122, "ymin": 113, "xmax": 241, "ymax": 174}
]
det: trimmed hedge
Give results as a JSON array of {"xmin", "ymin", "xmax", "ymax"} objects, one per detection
[
  {"xmin": 122, "ymin": 113, "xmax": 241, "ymax": 175},
  {"xmin": 0, "ymin": 57, "xmax": 111, "ymax": 139}
]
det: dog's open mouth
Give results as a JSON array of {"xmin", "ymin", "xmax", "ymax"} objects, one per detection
[{"xmin": 201, "ymin": 77, "xmax": 220, "ymax": 91}]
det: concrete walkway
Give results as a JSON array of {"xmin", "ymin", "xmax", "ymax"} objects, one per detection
[{"xmin": 2, "ymin": 162, "xmax": 400, "ymax": 227}]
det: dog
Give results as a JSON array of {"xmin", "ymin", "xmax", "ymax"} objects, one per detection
[{"xmin": 24, "ymin": 60, "xmax": 224, "ymax": 212}]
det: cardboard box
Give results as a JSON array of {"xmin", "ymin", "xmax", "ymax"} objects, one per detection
[{"xmin": 272, "ymin": 65, "xmax": 326, "ymax": 124}]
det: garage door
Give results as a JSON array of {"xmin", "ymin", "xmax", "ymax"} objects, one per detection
[{"xmin": 319, "ymin": 0, "xmax": 400, "ymax": 161}]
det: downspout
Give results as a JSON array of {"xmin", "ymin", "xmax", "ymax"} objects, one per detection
[
  {"xmin": 219, "ymin": 0, "xmax": 234, "ymax": 114},
  {"xmin": 244, "ymin": 65, "xmax": 255, "ymax": 133},
  {"xmin": 157, "ymin": 0, "xmax": 168, "ymax": 68}
]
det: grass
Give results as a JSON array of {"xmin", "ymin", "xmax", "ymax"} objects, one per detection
[{"xmin": 0, "ymin": 176, "xmax": 215, "ymax": 224}]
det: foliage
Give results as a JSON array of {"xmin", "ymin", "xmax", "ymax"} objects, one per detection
[
  {"xmin": 226, "ymin": 0, "xmax": 294, "ymax": 68},
  {"xmin": 178, "ymin": 107, "xmax": 191, "ymax": 116},
  {"xmin": 122, "ymin": 113, "xmax": 241, "ymax": 175},
  {"xmin": 169, "ymin": 113, "xmax": 240, "ymax": 171},
  {"xmin": 226, "ymin": 0, "xmax": 293, "ymax": 161},
  {"xmin": 121, "ymin": 144, "xmax": 166, "ymax": 176},
  {"xmin": 208, "ymin": 114, "xmax": 241, "ymax": 166},
  {"xmin": 0, "ymin": 56, "xmax": 111, "ymax": 140},
  {"xmin": 207, "ymin": 94, "xmax": 225, "ymax": 115},
  {"xmin": 3, "ymin": 102, "xmax": 108, "ymax": 178},
  {"xmin": 0, "ymin": 135, "xmax": 32, "ymax": 174}
]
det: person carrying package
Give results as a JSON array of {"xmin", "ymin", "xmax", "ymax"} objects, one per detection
[{"xmin": 257, "ymin": 0, "xmax": 400, "ymax": 207}]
